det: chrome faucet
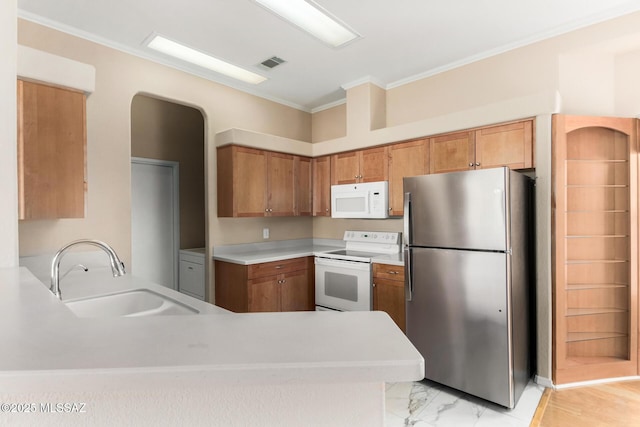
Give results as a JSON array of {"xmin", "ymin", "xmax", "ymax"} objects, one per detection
[{"xmin": 50, "ymin": 239, "xmax": 126, "ymax": 299}]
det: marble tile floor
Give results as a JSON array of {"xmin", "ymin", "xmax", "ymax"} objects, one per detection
[{"xmin": 385, "ymin": 379, "xmax": 545, "ymax": 427}]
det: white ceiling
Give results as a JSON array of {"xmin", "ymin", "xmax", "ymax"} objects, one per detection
[{"xmin": 17, "ymin": 0, "xmax": 640, "ymax": 112}]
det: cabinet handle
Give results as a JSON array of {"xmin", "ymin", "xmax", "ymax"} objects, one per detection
[
  {"xmin": 188, "ymin": 266, "xmax": 194, "ymax": 270},
  {"xmin": 325, "ymin": 208, "xmax": 329, "ymax": 212},
  {"xmin": 388, "ymin": 207, "xmax": 392, "ymax": 212},
  {"xmin": 475, "ymin": 162, "xmax": 480, "ymax": 167},
  {"xmin": 387, "ymin": 270, "xmax": 399, "ymax": 275},
  {"xmin": 372, "ymin": 282, "xmax": 376, "ymax": 287},
  {"xmin": 274, "ymin": 265, "xmax": 283, "ymax": 269},
  {"xmin": 469, "ymin": 163, "xmax": 474, "ymax": 167}
]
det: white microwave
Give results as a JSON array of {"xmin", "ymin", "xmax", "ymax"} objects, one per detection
[{"xmin": 331, "ymin": 181, "xmax": 389, "ymax": 219}]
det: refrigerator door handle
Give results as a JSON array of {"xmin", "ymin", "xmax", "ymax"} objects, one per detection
[
  {"xmin": 403, "ymin": 191, "xmax": 413, "ymax": 301},
  {"xmin": 404, "ymin": 247, "xmax": 413, "ymax": 301},
  {"xmin": 403, "ymin": 192, "xmax": 411, "ymax": 247}
]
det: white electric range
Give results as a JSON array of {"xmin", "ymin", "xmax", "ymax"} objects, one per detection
[{"xmin": 315, "ymin": 231, "xmax": 401, "ymax": 312}]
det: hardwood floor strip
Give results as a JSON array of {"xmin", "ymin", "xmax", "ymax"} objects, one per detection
[
  {"xmin": 534, "ymin": 380, "xmax": 640, "ymax": 427},
  {"xmin": 529, "ymin": 387, "xmax": 551, "ymax": 427}
]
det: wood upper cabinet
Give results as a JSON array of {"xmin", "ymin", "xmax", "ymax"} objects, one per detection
[
  {"xmin": 430, "ymin": 119, "xmax": 534, "ymax": 174},
  {"xmin": 373, "ymin": 263, "xmax": 406, "ymax": 332},
  {"xmin": 295, "ymin": 156, "xmax": 312, "ymax": 216},
  {"xmin": 217, "ymin": 145, "xmax": 295, "ymax": 217},
  {"xmin": 388, "ymin": 139, "xmax": 429, "ymax": 216},
  {"xmin": 552, "ymin": 114, "xmax": 638, "ymax": 384},
  {"xmin": 17, "ymin": 79, "xmax": 87, "ymax": 219},
  {"xmin": 266, "ymin": 151, "xmax": 296, "ymax": 216},
  {"xmin": 215, "ymin": 257, "xmax": 314, "ymax": 313},
  {"xmin": 430, "ymin": 131, "xmax": 475, "ymax": 174},
  {"xmin": 475, "ymin": 120, "xmax": 534, "ymax": 170},
  {"xmin": 331, "ymin": 146, "xmax": 389, "ymax": 184},
  {"xmin": 312, "ymin": 155, "xmax": 331, "ymax": 216}
]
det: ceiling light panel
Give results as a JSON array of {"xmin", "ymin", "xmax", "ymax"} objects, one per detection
[
  {"xmin": 146, "ymin": 35, "xmax": 267, "ymax": 85},
  {"xmin": 253, "ymin": 0, "xmax": 360, "ymax": 48}
]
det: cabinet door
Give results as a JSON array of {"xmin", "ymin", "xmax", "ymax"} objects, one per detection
[
  {"xmin": 234, "ymin": 146, "xmax": 268, "ymax": 217},
  {"xmin": 312, "ymin": 156, "xmax": 331, "ymax": 216},
  {"xmin": 17, "ymin": 80, "xmax": 86, "ymax": 219},
  {"xmin": 360, "ymin": 146, "xmax": 389, "ymax": 182},
  {"xmin": 373, "ymin": 278, "xmax": 406, "ymax": 332},
  {"xmin": 331, "ymin": 151, "xmax": 359, "ymax": 184},
  {"xmin": 475, "ymin": 120, "xmax": 533, "ymax": 170},
  {"xmin": 248, "ymin": 276, "xmax": 281, "ymax": 312},
  {"xmin": 430, "ymin": 131, "xmax": 475, "ymax": 174},
  {"xmin": 388, "ymin": 139, "xmax": 429, "ymax": 216},
  {"xmin": 373, "ymin": 264, "xmax": 406, "ymax": 332},
  {"xmin": 295, "ymin": 156, "xmax": 312, "ymax": 216},
  {"xmin": 280, "ymin": 269, "xmax": 312, "ymax": 311},
  {"xmin": 267, "ymin": 152, "xmax": 295, "ymax": 216}
]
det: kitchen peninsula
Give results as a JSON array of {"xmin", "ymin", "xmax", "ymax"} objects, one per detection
[{"xmin": 0, "ymin": 266, "xmax": 423, "ymax": 426}]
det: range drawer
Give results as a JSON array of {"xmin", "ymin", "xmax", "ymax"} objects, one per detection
[
  {"xmin": 373, "ymin": 263, "xmax": 405, "ymax": 281},
  {"xmin": 248, "ymin": 257, "xmax": 309, "ymax": 279}
]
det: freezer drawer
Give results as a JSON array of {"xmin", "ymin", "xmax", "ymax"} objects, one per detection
[{"xmin": 406, "ymin": 247, "xmax": 515, "ymax": 407}]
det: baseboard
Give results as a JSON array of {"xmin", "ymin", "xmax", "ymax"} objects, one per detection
[
  {"xmin": 554, "ymin": 375, "xmax": 640, "ymax": 390},
  {"xmin": 534, "ymin": 375, "xmax": 554, "ymax": 389}
]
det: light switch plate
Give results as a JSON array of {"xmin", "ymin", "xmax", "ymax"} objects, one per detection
[{"xmin": 263, "ymin": 228, "xmax": 269, "ymax": 239}]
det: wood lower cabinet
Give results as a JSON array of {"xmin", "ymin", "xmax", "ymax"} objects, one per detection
[
  {"xmin": 388, "ymin": 139, "xmax": 429, "ymax": 216},
  {"xmin": 312, "ymin": 155, "xmax": 331, "ymax": 216},
  {"xmin": 552, "ymin": 114, "xmax": 638, "ymax": 384},
  {"xmin": 17, "ymin": 79, "xmax": 86, "ymax": 219},
  {"xmin": 373, "ymin": 263, "xmax": 405, "ymax": 332},
  {"xmin": 215, "ymin": 257, "xmax": 314, "ymax": 313},
  {"xmin": 331, "ymin": 146, "xmax": 389, "ymax": 184}
]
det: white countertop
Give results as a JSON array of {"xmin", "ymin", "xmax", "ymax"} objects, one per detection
[
  {"xmin": 0, "ymin": 266, "xmax": 422, "ymax": 393},
  {"xmin": 213, "ymin": 238, "xmax": 405, "ymax": 266}
]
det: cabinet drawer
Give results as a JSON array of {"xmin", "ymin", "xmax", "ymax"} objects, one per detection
[
  {"xmin": 248, "ymin": 257, "xmax": 308, "ymax": 279},
  {"xmin": 373, "ymin": 263, "xmax": 405, "ymax": 281}
]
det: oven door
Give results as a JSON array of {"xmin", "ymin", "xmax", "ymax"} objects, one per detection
[{"xmin": 314, "ymin": 256, "xmax": 372, "ymax": 311}]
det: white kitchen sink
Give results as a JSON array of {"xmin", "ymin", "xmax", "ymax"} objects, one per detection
[{"xmin": 65, "ymin": 289, "xmax": 200, "ymax": 318}]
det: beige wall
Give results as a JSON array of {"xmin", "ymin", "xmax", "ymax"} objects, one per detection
[
  {"xmin": 311, "ymin": 103, "xmax": 346, "ymax": 143},
  {"xmin": 17, "ymin": 19, "xmax": 313, "ymax": 265},
  {"xmin": 0, "ymin": 0, "xmax": 18, "ymax": 268},
  {"xmin": 131, "ymin": 94, "xmax": 206, "ymax": 250}
]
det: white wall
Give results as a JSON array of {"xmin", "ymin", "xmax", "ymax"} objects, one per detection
[{"xmin": 0, "ymin": 0, "xmax": 18, "ymax": 268}]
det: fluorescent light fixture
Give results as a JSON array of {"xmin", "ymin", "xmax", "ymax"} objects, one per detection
[
  {"xmin": 146, "ymin": 35, "xmax": 267, "ymax": 84},
  {"xmin": 253, "ymin": 0, "xmax": 360, "ymax": 48}
]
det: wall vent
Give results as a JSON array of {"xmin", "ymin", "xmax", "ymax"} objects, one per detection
[{"xmin": 259, "ymin": 56, "xmax": 286, "ymax": 69}]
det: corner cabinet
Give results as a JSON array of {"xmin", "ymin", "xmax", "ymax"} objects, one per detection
[
  {"xmin": 214, "ymin": 257, "xmax": 314, "ymax": 312},
  {"xmin": 217, "ymin": 145, "xmax": 314, "ymax": 217},
  {"xmin": 17, "ymin": 79, "xmax": 87, "ymax": 219},
  {"xmin": 552, "ymin": 114, "xmax": 638, "ymax": 384}
]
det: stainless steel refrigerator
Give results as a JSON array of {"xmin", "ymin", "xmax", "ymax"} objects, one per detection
[{"xmin": 403, "ymin": 167, "xmax": 532, "ymax": 409}]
